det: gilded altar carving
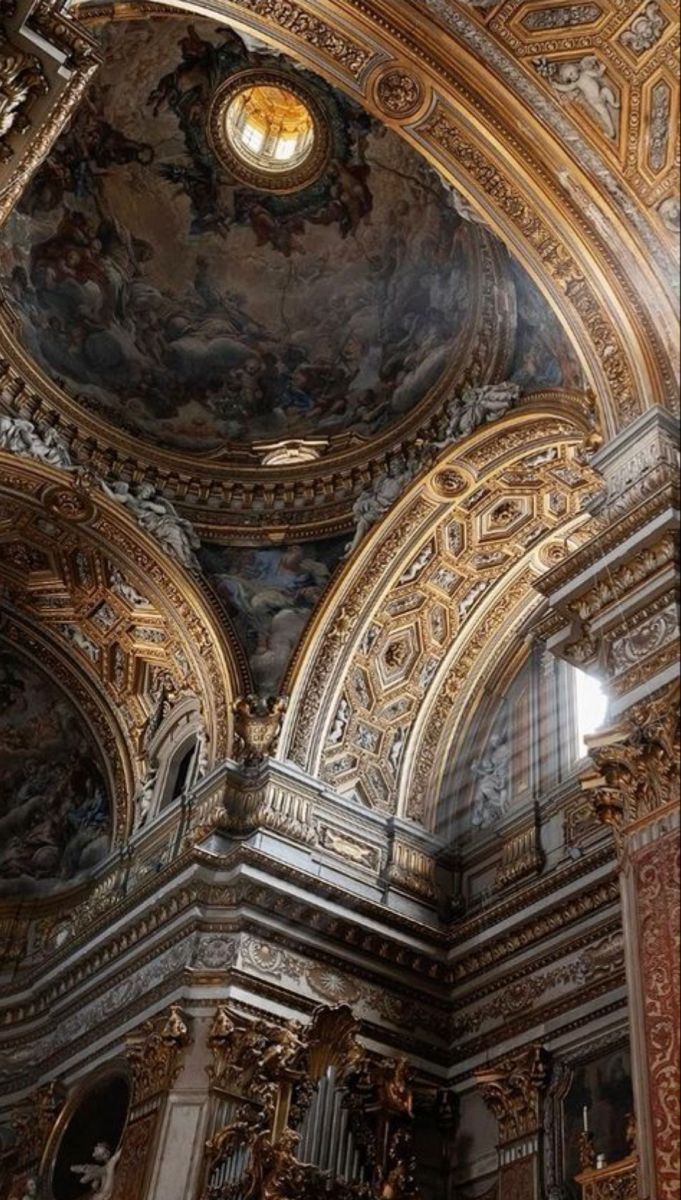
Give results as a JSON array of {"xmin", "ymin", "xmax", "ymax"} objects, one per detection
[
  {"xmin": 203, "ymin": 1003, "xmax": 421, "ymax": 1199},
  {"xmin": 576, "ymin": 1157, "xmax": 638, "ymax": 1198},
  {"xmin": 125, "ymin": 1004, "xmax": 191, "ymax": 1103}
]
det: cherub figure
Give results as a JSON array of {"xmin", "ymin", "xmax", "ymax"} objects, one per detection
[
  {"xmin": 379, "ymin": 1056, "xmax": 414, "ymax": 1116},
  {"xmin": 551, "ymin": 56, "xmax": 620, "ymax": 139},
  {"xmin": 255, "ymin": 1018, "xmax": 307, "ymax": 1079},
  {"xmin": 70, "ymin": 1142, "xmax": 123, "ymax": 1200}
]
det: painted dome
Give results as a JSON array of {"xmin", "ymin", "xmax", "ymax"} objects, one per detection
[{"xmin": 0, "ymin": 18, "xmax": 581, "ymax": 454}]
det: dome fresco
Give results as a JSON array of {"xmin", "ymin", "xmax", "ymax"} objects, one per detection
[{"xmin": 0, "ymin": 18, "xmax": 583, "ymax": 455}]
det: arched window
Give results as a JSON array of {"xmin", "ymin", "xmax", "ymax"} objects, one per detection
[
  {"xmin": 160, "ymin": 743, "xmax": 196, "ymax": 811},
  {"xmin": 572, "ymin": 667, "xmax": 609, "ymax": 759}
]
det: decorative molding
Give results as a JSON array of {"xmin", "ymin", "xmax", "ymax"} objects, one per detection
[{"xmin": 496, "ymin": 822, "xmax": 545, "ymax": 889}]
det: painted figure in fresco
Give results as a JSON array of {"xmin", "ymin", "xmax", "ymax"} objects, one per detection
[
  {"xmin": 0, "ymin": 17, "xmax": 583, "ymax": 452},
  {"xmin": 0, "ymin": 651, "xmax": 110, "ymax": 892},
  {"xmin": 203, "ymin": 541, "xmax": 343, "ymax": 693},
  {"xmin": 71, "ymin": 1142, "xmax": 123, "ymax": 1200}
]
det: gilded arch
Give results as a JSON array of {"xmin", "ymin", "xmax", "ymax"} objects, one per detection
[
  {"xmin": 280, "ymin": 393, "xmax": 602, "ymax": 826},
  {"xmin": 0, "ymin": 453, "xmax": 245, "ymax": 839}
]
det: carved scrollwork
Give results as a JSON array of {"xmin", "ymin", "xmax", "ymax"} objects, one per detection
[
  {"xmin": 582, "ymin": 685, "xmax": 680, "ymax": 836},
  {"xmin": 124, "ymin": 1005, "xmax": 191, "ymax": 1104},
  {"xmin": 232, "ymin": 695, "xmax": 288, "ymax": 767},
  {"xmin": 374, "ymin": 67, "xmax": 425, "ymax": 119},
  {"xmin": 203, "ymin": 1003, "xmax": 421, "ymax": 1200}
]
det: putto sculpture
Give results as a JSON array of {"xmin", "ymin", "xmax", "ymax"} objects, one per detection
[{"xmin": 70, "ymin": 1141, "xmax": 123, "ymax": 1200}]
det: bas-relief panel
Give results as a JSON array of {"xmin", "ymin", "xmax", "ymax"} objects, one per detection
[
  {"xmin": 564, "ymin": 1047, "xmax": 634, "ymax": 1195},
  {"xmin": 0, "ymin": 17, "xmax": 583, "ymax": 454},
  {"xmin": 199, "ymin": 537, "xmax": 346, "ymax": 692},
  {"xmin": 0, "ymin": 648, "xmax": 111, "ymax": 894}
]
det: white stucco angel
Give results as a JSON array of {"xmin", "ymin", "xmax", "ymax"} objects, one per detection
[
  {"xmin": 327, "ymin": 697, "xmax": 350, "ymax": 746},
  {"xmin": 70, "ymin": 1142, "xmax": 123, "ymax": 1200},
  {"xmin": 110, "ymin": 566, "xmax": 148, "ymax": 607},
  {"xmin": 471, "ymin": 733, "xmax": 510, "ymax": 829},
  {"xmin": 433, "ymin": 381, "xmax": 520, "ymax": 451},
  {"xmin": 345, "ymin": 457, "xmax": 415, "ymax": 555},
  {"xmin": 133, "ymin": 765, "xmax": 158, "ymax": 830},
  {"xmin": 195, "ymin": 725, "xmax": 210, "ymax": 779},
  {"xmin": 0, "ymin": 414, "xmax": 73, "ymax": 470},
  {"xmin": 100, "ymin": 480, "xmax": 200, "ymax": 568}
]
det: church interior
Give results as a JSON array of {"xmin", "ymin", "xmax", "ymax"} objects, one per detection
[{"xmin": 0, "ymin": 0, "xmax": 678, "ymax": 1196}]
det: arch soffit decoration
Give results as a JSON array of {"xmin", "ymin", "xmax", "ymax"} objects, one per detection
[
  {"xmin": 280, "ymin": 397, "xmax": 602, "ymax": 828},
  {"xmin": 59, "ymin": 0, "xmax": 681, "ymax": 442},
  {"xmin": 0, "ymin": 454, "xmax": 245, "ymax": 836}
]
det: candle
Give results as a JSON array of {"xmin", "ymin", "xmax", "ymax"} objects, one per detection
[{"xmin": 583, "ymin": 1106, "xmax": 590, "ymax": 1132}]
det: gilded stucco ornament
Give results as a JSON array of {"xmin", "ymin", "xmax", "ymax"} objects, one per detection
[
  {"xmin": 0, "ymin": 455, "xmax": 243, "ymax": 842},
  {"xmin": 0, "ymin": 36, "xmax": 48, "ymax": 162},
  {"xmin": 373, "ymin": 67, "xmax": 426, "ymax": 118}
]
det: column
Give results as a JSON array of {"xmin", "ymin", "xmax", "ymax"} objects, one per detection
[
  {"xmin": 476, "ymin": 1044, "xmax": 549, "ymax": 1197},
  {"xmin": 535, "ymin": 407, "xmax": 680, "ymax": 1200}
]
